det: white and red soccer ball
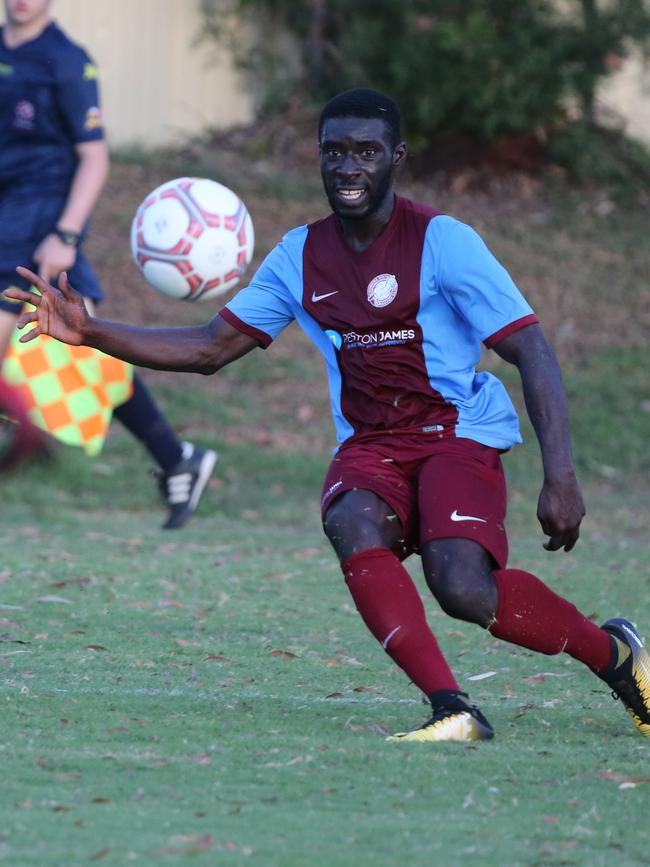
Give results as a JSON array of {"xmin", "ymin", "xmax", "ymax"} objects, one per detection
[{"xmin": 130, "ymin": 177, "xmax": 254, "ymax": 301}]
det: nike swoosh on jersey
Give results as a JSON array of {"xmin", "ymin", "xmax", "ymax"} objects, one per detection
[
  {"xmin": 311, "ymin": 290, "xmax": 339, "ymax": 302},
  {"xmin": 450, "ymin": 509, "xmax": 487, "ymax": 523}
]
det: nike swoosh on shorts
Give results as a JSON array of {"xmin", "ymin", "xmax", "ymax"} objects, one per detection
[{"xmin": 450, "ymin": 509, "xmax": 487, "ymax": 523}]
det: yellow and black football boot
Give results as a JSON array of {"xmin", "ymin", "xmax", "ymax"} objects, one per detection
[
  {"xmin": 387, "ymin": 690, "xmax": 494, "ymax": 743},
  {"xmin": 600, "ymin": 618, "xmax": 650, "ymax": 737}
]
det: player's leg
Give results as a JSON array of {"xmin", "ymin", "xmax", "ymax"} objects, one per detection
[
  {"xmin": 321, "ymin": 442, "xmax": 491, "ymax": 742},
  {"xmin": 418, "ymin": 439, "xmax": 650, "ymax": 736},
  {"xmin": 76, "ymin": 276, "xmax": 216, "ymax": 530},
  {"xmin": 324, "ymin": 488, "xmax": 465, "ymax": 704}
]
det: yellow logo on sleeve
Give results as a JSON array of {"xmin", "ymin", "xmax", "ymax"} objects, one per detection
[
  {"xmin": 0, "ymin": 62, "xmax": 13, "ymax": 75},
  {"xmin": 84, "ymin": 106, "xmax": 103, "ymax": 130},
  {"xmin": 83, "ymin": 62, "xmax": 99, "ymax": 81}
]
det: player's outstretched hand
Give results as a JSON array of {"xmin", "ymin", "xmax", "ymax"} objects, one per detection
[
  {"xmin": 4, "ymin": 267, "xmax": 89, "ymax": 347},
  {"xmin": 537, "ymin": 472, "xmax": 585, "ymax": 553}
]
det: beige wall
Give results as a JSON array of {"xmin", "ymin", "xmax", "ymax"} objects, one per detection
[
  {"xmin": 37, "ymin": 0, "xmax": 254, "ymax": 146},
  {"xmin": 599, "ymin": 52, "xmax": 650, "ymax": 145}
]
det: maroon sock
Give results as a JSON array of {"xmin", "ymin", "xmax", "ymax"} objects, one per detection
[
  {"xmin": 342, "ymin": 547, "xmax": 460, "ymax": 695},
  {"xmin": 489, "ymin": 568, "xmax": 612, "ymax": 672}
]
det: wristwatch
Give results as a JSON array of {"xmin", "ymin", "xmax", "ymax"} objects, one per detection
[{"xmin": 54, "ymin": 227, "xmax": 81, "ymax": 247}]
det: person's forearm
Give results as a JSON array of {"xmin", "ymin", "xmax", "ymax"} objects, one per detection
[
  {"xmin": 57, "ymin": 141, "xmax": 110, "ymax": 233},
  {"xmin": 494, "ymin": 325, "xmax": 577, "ymax": 480},
  {"xmin": 84, "ymin": 319, "xmax": 225, "ymax": 374},
  {"xmin": 517, "ymin": 343, "xmax": 576, "ymax": 480}
]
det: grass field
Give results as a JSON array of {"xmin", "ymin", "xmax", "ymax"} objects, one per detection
[{"xmin": 2, "ymin": 155, "xmax": 650, "ymax": 865}]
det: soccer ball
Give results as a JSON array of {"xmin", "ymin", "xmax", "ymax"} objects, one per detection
[{"xmin": 130, "ymin": 177, "xmax": 254, "ymax": 301}]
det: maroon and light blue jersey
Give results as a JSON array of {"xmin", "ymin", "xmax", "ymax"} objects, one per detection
[{"xmin": 222, "ymin": 196, "xmax": 538, "ymax": 450}]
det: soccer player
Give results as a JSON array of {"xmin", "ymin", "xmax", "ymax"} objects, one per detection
[
  {"xmin": 7, "ymin": 88, "xmax": 650, "ymax": 742},
  {"xmin": 0, "ymin": 0, "xmax": 216, "ymax": 528}
]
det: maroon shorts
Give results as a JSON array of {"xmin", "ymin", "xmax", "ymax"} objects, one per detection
[{"xmin": 320, "ymin": 432, "xmax": 508, "ymax": 567}]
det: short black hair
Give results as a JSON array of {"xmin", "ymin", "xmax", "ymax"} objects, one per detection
[{"xmin": 318, "ymin": 88, "xmax": 402, "ymax": 148}]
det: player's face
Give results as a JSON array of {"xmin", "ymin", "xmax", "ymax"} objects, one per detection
[
  {"xmin": 319, "ymin": 117, "xmax": 406, "ymax": 221},
  {"xmin": 4, "ymin": 0, "xmax": 51, "ymax": 27}
]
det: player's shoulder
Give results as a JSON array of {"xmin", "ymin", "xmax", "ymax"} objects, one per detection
[
  {"xmin": 257, "ymin": 224, "xmax": 308, "ymax": 272},
  {"xmin": 397, "ymin": 195, "xmax": 446, "ymax": 222},
  {"xmin": 44, "ymin": 22, "xmax": 97, "ymax": 77}
]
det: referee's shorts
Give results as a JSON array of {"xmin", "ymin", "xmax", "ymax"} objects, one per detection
[{"xmin": 0, "ymin": 190, "xmax": 104, "ymax": 314}]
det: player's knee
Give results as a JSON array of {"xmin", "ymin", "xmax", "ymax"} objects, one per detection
[
  {"xmin": 430, "ymin": 568, "xmax": 497, "ymax": 627},
  {"xmin": 322, "ymin": 504, "xmax": 383, "ymax": 561}
]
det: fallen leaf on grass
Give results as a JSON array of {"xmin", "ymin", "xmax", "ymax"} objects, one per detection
[
  {"xmin": 204, "ymin": 654, "xmax": 232, "ymax": 664},
  {"xmin": 466, "ymin": 671, "xmax": 498, "ymax": 681},
  {"xmin": 35, "ymin": 595, "xmax": 72, "ymax": 605},
  {"xmin": 367, "ymin": 724, "xmax": 391, "ymax": 737},
  {"xmin": 270, "ymin": 649, "xmax": 299, "ymax": 659},
  {"xmin": 84, "ymin": 644, "xmax": 107, "ymax": 651},
  {"xmin": 186, "ymin": 753, "xmax": 212, "ymax": 766},
  {"xmin": 50, "ymin": 577, "xmax": 90, "ymax": 588},
  {"xmin": 542, "ymin": 815, "xmax": 559, "ymax": 824},
  {"xmin": 523, "ymin": 672, "xmax": 572, "ymax": 683},
  {"xmin": 90, "ymin": 850, "xmax": 110, "ymax": 861},
  {"xmin": 598, "ymin": 770, "xmax": 650, "ymax": 785},
  {"xmin": 352, "ymin": 686, "xmax": 374, "ymax": 692},
  {"xmin": 156, "ymin": 834, "xmax": 215, "ymax": 855},
  {"xmin": 295, "ymin": 547, "xmax": 321, "ymax": 557},
  {"xmin": 325, "ymin": 692, "xmax": 345, "ymax": 699}
]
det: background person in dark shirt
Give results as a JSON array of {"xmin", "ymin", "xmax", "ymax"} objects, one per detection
[{"xmin": 0, "ymin": 0, "xmax": 216, "ymax": 528}]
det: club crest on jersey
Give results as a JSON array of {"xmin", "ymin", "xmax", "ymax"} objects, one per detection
[
  {"xmin": 13, "ymin": 100, "xmax": 35, "ymax": 130},
  {"xmin": 367, "ymin": 273, "xmax": 398, "ymax": 308}
]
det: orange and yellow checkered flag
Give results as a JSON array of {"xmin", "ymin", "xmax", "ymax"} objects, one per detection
[{"xmin": 2, "ymin": 328, "xmax": 133, "ymax": 456}]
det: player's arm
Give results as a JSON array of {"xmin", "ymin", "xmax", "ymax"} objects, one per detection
[
  {"xmin": 6, "ymin": 269, "xmax": 259, "ymax": 373},
  {"xmin": 492, "ymin": 323, "xmax": 585, "ymax": 553},
  {"xmin": 55, "ymin": 139, "xmax": 110, "ymax": 239},
  {"xmin": 33, "ymin": 140, "xmax": 110, "ymax": 284}
]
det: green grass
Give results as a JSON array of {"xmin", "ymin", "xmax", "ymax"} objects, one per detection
[
  {"xmin": 1, "ymin": 490, "xmax": 649, "ymax": 866},
  {"xmin": 2, "ymin": 341, "xmax": 649, "ymax": 867}
]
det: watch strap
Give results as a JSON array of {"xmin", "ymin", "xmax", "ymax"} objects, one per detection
[{"xmin": 54, "ymin": 228, "xmax": 81, "ymax": 247}]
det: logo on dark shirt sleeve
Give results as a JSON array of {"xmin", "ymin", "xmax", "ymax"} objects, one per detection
[
  {"xmin": 84, "ymin": 106, "xmax": 103, "ymax": 130},
  {"xmin": 83, "ymin": 63, "xmax": 99, "ymax": 80}
]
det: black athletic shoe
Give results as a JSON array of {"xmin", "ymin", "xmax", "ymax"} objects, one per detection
[
  {"xmin": 599, "ymin": 618, "xmax": 650, "ymax": 737},
  {"xmin": 156, "ymin": 441, "xmax": 217, "ymax": 530},
  {"xmin": 387, "ymin": 691, "xmax": 494, "ymax": 743}
]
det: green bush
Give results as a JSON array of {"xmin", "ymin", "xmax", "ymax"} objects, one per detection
[{"xmin": 201, "ymin": 1, "xmax": 650, "ymax": 151}]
